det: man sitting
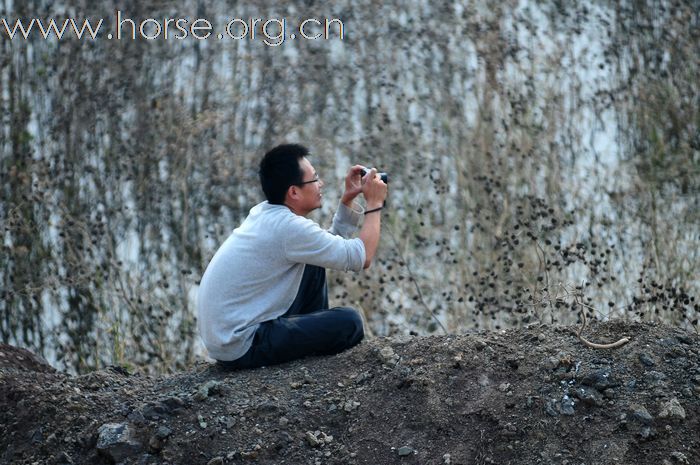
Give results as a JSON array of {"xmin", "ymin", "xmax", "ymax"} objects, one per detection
[{"xmin": 197, "ymin": 143, "xmax": 388, "ymax": 369}]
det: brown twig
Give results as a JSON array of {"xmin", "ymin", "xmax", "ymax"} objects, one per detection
[{"xmin": 574, "ymin": 295, "xmax": 630, "ymax": 349}]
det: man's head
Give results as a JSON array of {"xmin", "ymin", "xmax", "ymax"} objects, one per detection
[{"xmin": 259, "ymin": 143, "xmax": 324, "ymax": 216}]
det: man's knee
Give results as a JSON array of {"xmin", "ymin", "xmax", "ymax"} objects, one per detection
[{"xmin": 333, "ymin": 307, "xmax": 364, "ymax": 346}]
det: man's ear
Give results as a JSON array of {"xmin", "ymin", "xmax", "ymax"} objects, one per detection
[{"xmin": 286, "ymin": 185, "xmax": 300, "ymax": 202}]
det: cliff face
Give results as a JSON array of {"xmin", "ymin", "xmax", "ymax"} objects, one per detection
[{"xmin": 1, "ymin": 321, "xmax": 699, "ymax": 465}]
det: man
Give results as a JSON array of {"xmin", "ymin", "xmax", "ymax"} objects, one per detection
[{"xmin": 197, "ymin": 143, "xmax": 388, "ymax": 369}]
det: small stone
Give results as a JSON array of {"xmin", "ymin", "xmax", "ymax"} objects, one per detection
[
  {"xmin": 194, "ymin": 380, "xmax": 222, "ymax": 401},
  {"xmin": 306, "ymin": 431, "xmax": 321, "ymax": 447},
  {"xmin": 379, "ymin": 347, "xmax": 399, "ymax": 365},
  {"xmin": 545, "ymin": 356, "xmax": 560, "ymax": 371},
  {"xmin": 537, "ymin": 333, "xmax": 546, "ymax": 342},
  {"xmin": 343, "ymin": 400, "xmax": 360, "ymax": 412},
  {"xmin": 443, "ymin": 453, "xmax": 452, "ymax": 464},
  {"xmin": 148, "ymin": 435, "xmax": 166, "ymax": 453},
  {"xmin": 643, "ymin": 371, "xmax": 667, "ymax": 384},
  {"xmin": 240, "ymin": 449, "xmax": 259, "ymax": 460},
  {"xmin": 290, "ymin": 381, "xmax": 303, "ymax": 389},
  {"xmin": 638, "ymin": 353, "xmax": 655, "ymax": 367},
  {"xmin": 658, "ymin": 398, "xmax": 686, "ymax": 420},
  {"xmin": 206, "ymin": 458, "xmax": 224, "ymax": 465},
  {"xmin": 545, "ymin": 399, "xmax": 559, "ymax": 417},
  {"xmin": 96, "ymin": 423, "xmax": 143, "ymax": 463},
  {"xmin": 478, "ymin": 374, "xmax": 490, "ymax": 387},
  {"xmin": 279, "ymin": 416, "xmax": 289, "ymax": 426},
  {"xmin": 581, "ymin": 369, "xmax": 618, "ymax": 391},
  {"xmin": 160, "ymin": 396, "xmax": 185, "ymax": 411},
  {"xmin": 560, "ymin": 395, "xmax": 575, "ymax": 415},
  {"xmin": 639, "ymin": 426, "xmax": 656, "ymax": 440},
  {"xmin": 279, "ymin": 431, "xmax": 293, "ymax": 443},
  {"xmin": 629, "ymin": 404, "xmax": 654, "ymax": 425},
  {"xmin": 305, "ymin": 431, "xmax": 332, "ymax": 448},
  {"xmin": 498, "ymin": 383, "xmax": 510, "ymax": 392},
  {"xmin": 670, "ymin": 451, "xmax": 690, "ymax": 464},
  {"xmin": 572, "ymin": 386, "xmax": 603, "ymax": 407},
  {"xmin": 127, "ymin": 410, "xmax": 147, "ymax": 425},
  {"xmin": 397, "ymin": 446, "xmax": 414, "ymax": 456},
  {"xmin": 473, "ymin": 340, "xmax": 487, "ymax": 350},
  {"xmin": 154, "ymin": 426, "xmax": 172, "ymax": 440},
  {"xmin": 53, "ymin": 451, "xmax": 74, "ymax": 465}
]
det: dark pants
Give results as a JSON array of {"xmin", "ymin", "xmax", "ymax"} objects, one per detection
[{"xmin": 217, "ymin": 265, "xmax": 364, "ymax": 370}]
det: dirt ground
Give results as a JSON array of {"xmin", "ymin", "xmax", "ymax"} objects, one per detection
[{"xmin": 1, "ymin": 321, "xmax": 699, "ymax": 465}]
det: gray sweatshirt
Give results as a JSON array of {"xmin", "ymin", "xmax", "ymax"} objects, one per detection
[{"xmin": 196, "ymin": 201, "xmax": 366, "ymax": 361}]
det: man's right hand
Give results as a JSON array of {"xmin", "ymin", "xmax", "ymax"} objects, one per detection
[{"xmin": 361, "ymin": 168, "xmax": 388, "ymax": 208}]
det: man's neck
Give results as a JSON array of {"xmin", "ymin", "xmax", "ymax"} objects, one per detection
[{"xmin": 284, "ymin": 202, "xmax": 309, "ymax": 217}]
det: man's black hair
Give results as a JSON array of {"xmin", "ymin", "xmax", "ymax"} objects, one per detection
[{"xmin": 259, "ymin": 143, "xmax": 308, "ymax": 204}]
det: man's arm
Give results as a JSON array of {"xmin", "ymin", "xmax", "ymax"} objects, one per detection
[{"xmin": 358, "ymin": 169, "xmax": 388, "ymax": 269}]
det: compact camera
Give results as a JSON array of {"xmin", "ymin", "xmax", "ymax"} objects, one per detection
[{"xmin": 361, "ymin": 168, "xmax": 389, "ymax": 184}]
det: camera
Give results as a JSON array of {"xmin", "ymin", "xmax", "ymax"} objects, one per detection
[{"xmin": 361, "ymin": 167, "xmax": 389, "ymax": 184}]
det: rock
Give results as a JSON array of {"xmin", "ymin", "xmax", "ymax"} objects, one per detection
[
  {"xmin": 658, "ymin": 398, "xmax": 686, "ymax": 420},
  {"xmin": 498, "ymin": 383, "xmax": 511, "ymax": 392},
  {"xmin": 545, "ymin": 399, "xmax": 559, "ymax": 417},
  {"xmin": 194, "ymin": 380, "xmax": 223, "ymax": 401},
  {"xmin": 670, "ymin": 451, "xmax": 690, "ymax": 464},
  {"xmin": 279, "ymin": 431, "xmax": 294, "ymax": 443},
  {"xmin": 30, "ymin": 427, "xmax": 44, "ymax": 444},
  {"xmin": 638, "ymin": 353, "xmax": 655, "ymax": 367},
  {"xmin": 560, "ymin": 395, "xmax": 575, "ymax": 415},
  {"xmin": 127, "ymin": 410, "xmax": 147, "ymax": 425},
  {"xmin": 379, "ymin": 347, "xmax": 399, "ymax": 365},
  {"xmin": 206, "ymin": 457, "xmax": 224, "ymax": 465},
  {"xmin": 148, "ymin": 435, "xmax": 165, "ymax": 453},
  {"xmin": 545, "ymin": 356, "xmax": 560, "ymax": 371},
  {"xmin": 147, "ymin": 425, "xmax": 171, "ymax": 452},
  {"xmin": 629, "ymin": 404, "xmax": 654, "ymax": 425},
  {"xmin": 135, "ymin": 453, "xmax": 159, "ymax": 465},
  {"xmin": 160, "ymin": 396, "xmax": 185, "ymax": 412},
  {"xmin": 305, "ymin": 431, "xmax": 332, "ymax": 447},
  {"xmin": 443, "ymin": 452, "xmax": 452, "ymax": 464},
  {"xmin": 581, "ymin": 369, "xmax": 618, "ymax": 391},
  {"xmin": 342, "ymin": 400, "xmax": 360, "ymax": 412},
  {"xmin": 639, "ymin": 426, "xmax": 656, "ymax": 440},
  {"xmin": 473, "ymin": 339, "xmax": 487, "ymax": 350},
  {"xmin": 572, "ymin": 386, "xmax": 603, "ymax": 407},
  {"xmin": 240, "ymin": 449, "xmax": 259, "ymax": 460},
  {"xmin": 156, "ymin": 426, "xmax": 172, "ymax": 439},
  {"xmin": 397, "ymin": 446, "xmax": 414, "ymax": 456},
  {"xmin": 96, "ymin": 423, "xmax": 143, "ymax": 463},
  {"xmin": 53, "ymin": 451, "xmax": 74, "ymax": 465},
  {"xmin": 478, "ymin": 374, "xmax": 490, "ymax": 387},
  {"xmin": 140, "ymin": 404, "xmax": 164, "ymax": 421},
  {"xmin": 643, "ymin": 371, "xmax": 667, "ymax": 384}
]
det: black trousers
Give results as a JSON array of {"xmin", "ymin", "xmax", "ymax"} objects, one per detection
[{"xmin": 217, "ymin": 265, "xmax": 364, "ymax": 370}]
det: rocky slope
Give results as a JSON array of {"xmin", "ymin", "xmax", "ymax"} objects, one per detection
[{"xmin": 1, "ymin": 321, "xmax": 699, "ymax": 465}]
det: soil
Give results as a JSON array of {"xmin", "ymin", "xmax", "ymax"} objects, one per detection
[{"xmin": 1, "ymin": 321, "xmax": 699, "ymax": 465}]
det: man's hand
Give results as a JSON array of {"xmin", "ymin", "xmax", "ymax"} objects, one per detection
[
  {"xmin": 341, "ymin": 165, "xmax": 366, "ymax": 207},
  {"xmin": 361, "ymin": 168, "xmax": 388, "ymax": 209}
]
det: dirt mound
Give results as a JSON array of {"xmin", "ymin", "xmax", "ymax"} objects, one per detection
[{"xmin": 1, "ymin": 321, "xmax": 699, "ymax": 465}]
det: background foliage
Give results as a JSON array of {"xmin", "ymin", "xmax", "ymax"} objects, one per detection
[{"xmin": 1, "ymin": 0, "xmax": 698, "ymax": 374}]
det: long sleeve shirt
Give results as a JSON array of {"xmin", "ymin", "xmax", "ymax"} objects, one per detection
[{"xmin": 196, "ymin": 201, "xmax": 366, "ymax": 361}]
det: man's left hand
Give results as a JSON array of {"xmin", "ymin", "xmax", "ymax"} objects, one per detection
[{"xmin": 341, "ymin": 165, "xmax": 366, "ymax": 207}]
